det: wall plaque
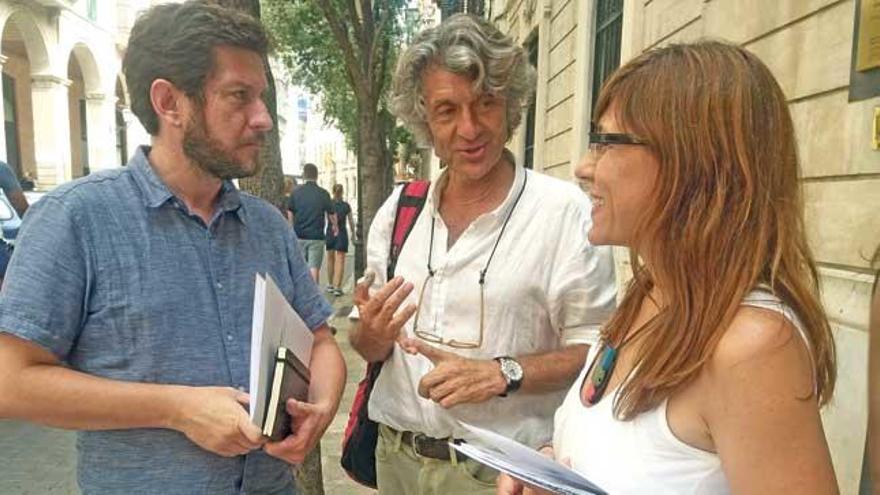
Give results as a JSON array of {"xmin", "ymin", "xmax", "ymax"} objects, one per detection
[
  {"xmin": 850, "ymin": 0, "xmax": 880, "ymax": 101},
  {"xmin": 857, "ymin": 0, "xmax": 880, "ymax": 71}
]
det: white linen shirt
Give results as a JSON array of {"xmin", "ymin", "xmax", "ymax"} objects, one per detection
[{"xmin": 361, "ymin": 164, "xmax": 617, "ymax": 448}]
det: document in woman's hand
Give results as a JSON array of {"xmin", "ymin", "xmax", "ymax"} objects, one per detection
[{"xmin": 451, "ymin": 423, "xmax": 607, "ymax": 495}]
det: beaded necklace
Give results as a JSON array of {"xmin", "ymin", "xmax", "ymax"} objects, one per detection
[{"xmin": 582, "ymin": 315, "xmax": 658, "ymax": 406}]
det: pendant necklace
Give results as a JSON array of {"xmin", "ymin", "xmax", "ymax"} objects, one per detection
[{"xmin": 583, "ymin": 315, "xmax": 658, "ymax": 406}]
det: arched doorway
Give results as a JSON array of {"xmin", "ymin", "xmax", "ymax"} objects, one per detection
[
  {"xmin": 67, "ymin": 43, "xmax": 100, "ymax": 178},
  {"xmin": 0, "ymin": 12, "xmax": 48, "ymax": 182}
]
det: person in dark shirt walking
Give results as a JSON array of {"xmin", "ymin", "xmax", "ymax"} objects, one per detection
[
  {"xmin": 0, "ymin": 160, "xmax": 28, "ymax": 287},
  {"xmin": 0, "ymin": 161, "xmax": 29, "ymax": 218},
  {"xmin": 324, "ymin": 183, "xmax": 355, "ymax": 296},
  {"xmin": 286, "ymin": 163, "xmax": 338, "ymax": 282}
]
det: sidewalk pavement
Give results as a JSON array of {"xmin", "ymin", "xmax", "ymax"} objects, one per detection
[{"xmin": 316, "ymin": 253, "xmax": 375, "ymax": 494}]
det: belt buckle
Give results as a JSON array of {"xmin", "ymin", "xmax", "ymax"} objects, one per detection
[{"xmin": 411, "ymin": 433, "xmax": 430, "ymax": 458}]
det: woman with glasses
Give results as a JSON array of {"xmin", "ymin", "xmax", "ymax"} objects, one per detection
[
  {"xmin": 349, "ymin": 13, "xmax": 618, "ymax": 494},
  {"xmin": 499, "ymin": 41, "xmax": 838, "ymax": 494}
]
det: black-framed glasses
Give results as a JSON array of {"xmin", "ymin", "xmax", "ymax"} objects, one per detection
[{"xmin": 588, "ymin": 131, "xmax": 647, "ymax": 158}]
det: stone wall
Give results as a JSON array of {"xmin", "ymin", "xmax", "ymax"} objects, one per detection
[
  {"xmin": 0, "ymin": 1, "xmax": 150, "ymax": 187},
  {"xmin": 492, "ymin": 0, "xmax": 879, "ymax": 491},
  {"xmin": 626, "ymin": 1, "xmax": 878, "ymax": 491}
]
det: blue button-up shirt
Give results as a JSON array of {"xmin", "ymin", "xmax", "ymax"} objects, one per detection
[{"xmin": 0, "ymin": 147, "xmax": 333, "ymax": 494}]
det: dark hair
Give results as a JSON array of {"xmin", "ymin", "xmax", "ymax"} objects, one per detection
[
  {"xmin": 302, "ymin": 163, "xmax": 318, "ymax": 180},
  {"xmin": 123, "ymin": 0, "xmax": 270, "ymax": 135}
]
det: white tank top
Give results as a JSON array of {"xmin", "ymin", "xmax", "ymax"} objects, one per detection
[{"xmin": 553, "ymin": 289, "xmax": 813, "ymax": 494}]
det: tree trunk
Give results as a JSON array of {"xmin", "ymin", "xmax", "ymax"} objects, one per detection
[
  {"xmin": 237, "ymin": 65, "xmax": 285, "ymax": 210},
  {"xmin": 357, "ymin": 96, "xmax": 388, "ymax": 271},
  {"xmin": 211, "ymin": 2, "xmax": 324, "ymax": 494}
]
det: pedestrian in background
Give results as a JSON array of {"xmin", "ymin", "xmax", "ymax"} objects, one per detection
[
  {"xmin": 350, "ymin": 13, "xmax": 616, "ymax": 494},
  {"xmin": 287, "ymin": 162, "xmax": 338, "ymax": 283},
  {"xmin": 0, "ymin": 2, "xmax": 346, "ymax": 493},
  {"xmin": 325, "ymin": 183, "xmax": 355, "ymax": 296},
  {"xmin": 283, "ymin": 174, "xmax": 298, "ymax": 198},
  {"xmin": 0, "ymin": 161, "xmax": 29, "ymax": 218},
  {"xmin": 0, "ymin": 160, "xmax": 28, "ymax": 288},
  {"xmin": 499, "ymin": 40, "xmax": 838, "ymax": 495}
]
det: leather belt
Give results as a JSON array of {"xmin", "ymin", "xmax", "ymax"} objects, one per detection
[{"xmin": 398, "ymin": 430, "xmax": 468, "ymax": 462}]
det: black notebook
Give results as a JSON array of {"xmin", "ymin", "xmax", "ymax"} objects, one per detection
[{"xmin": 262, "ymin": 346, "xmax": 311, "ymax": 441}]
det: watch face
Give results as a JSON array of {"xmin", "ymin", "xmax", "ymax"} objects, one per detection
[{"xmin": 502, "ymin": 358, "xmax": 523, "ymax": 382}]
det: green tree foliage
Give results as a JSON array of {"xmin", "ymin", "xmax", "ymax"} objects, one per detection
[
  {"xmin": 263, "ymin": 0, "xmax": 415, "ymax": 275},
  {"xmin": 264, "ymin": 1, "xmax": 360, "ymax": 149}
]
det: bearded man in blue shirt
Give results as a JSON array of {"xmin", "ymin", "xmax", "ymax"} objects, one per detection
[{"xmin": 0, "ymin": 2, "xmax": 346, "ymax": 493}]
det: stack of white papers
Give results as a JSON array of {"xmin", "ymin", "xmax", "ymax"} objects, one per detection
[
  {"xmin": 451, "ymin": 423, "xmax": 607, "ymax": 495},
  {"xmin": 249, "ymin": 274, "xmax": 314, "ymax": 426}
]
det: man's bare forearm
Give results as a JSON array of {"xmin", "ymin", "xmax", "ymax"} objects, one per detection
[
  {"xmin": 308, "ymin": 326, "xmax": 346, "ymax": 414},
  {"xmin": 0, "ymin": 335, "xmax": 183, "ymax": 431},
  {"xmin": 517, "ymin": 344, "xmax": 589, "ymax": 394},
  {"xmin": 5, "ymin": 366, "xmax": 186, "ymax": 430}
]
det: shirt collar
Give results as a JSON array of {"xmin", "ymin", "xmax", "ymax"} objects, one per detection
[
  {"xmin": 427, "ymin": 153, "xmax": 527, "ymax": 224},
  {"xmin": 129, "ymin": 145, "xmax": 245, "ymax": 223}
]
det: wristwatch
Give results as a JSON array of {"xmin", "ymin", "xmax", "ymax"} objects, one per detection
[{"xmin": 494, "ymin": 356, "xmax": 524, "ymax": 396}]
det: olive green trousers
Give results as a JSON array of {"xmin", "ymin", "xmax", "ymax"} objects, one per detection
[{"xmin": 376, "ymin": 423, "xmax": 498, "ymax": 495}]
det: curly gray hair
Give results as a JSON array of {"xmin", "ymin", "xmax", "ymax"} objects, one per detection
[{"xmin": 390, "ymin": 14, "xmax": 536, "ymax": 146}]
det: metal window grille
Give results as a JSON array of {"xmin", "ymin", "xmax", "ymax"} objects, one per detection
[
  {"xmin": 439, "ymin": 0, "xmax": 485, "ymax": 19},
  {"xmin": 591, "ymin": 0, "xmax": 623, "ymax": 111}
]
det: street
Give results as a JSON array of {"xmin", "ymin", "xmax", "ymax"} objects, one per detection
[{"xmin": 0, "ymin": 252, "xmax": 371, "ymax": 494}]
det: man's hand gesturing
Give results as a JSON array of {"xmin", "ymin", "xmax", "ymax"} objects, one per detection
[
  {"xmin": 351, "ymin": 271, "xmax": 417, "ymax": 362},
  {"xmin": 400, "ymin": 338, "xmax": 508, "ymax": 408}
]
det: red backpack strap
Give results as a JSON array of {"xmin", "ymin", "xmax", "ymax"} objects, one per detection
[{"xmin": 387, "ymin": 180, "xmax": 430, "ymax": 280}]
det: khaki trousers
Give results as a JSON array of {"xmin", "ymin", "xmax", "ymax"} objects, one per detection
[{"xmin": 376, "ymin": 423, "xmax": 498, "ymax": 495}]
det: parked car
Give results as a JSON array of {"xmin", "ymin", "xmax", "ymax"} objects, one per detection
[{"xmin": 0, "ymin": 190, "xmax": 21, "ymax": 241}]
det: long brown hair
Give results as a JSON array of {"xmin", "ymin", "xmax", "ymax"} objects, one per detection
[{"xmin": 595, "ymin": 41, "xmax": 836, "ymax": 419}]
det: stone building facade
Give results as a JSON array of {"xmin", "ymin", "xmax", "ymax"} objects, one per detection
[
  {"xmin": 283, "ymin": 89, "xmax": 359, "ymax": 213},
  {"xmin": 485, "ymin": 0, "xmax": 879, "ymax": 492},
  {"xmin": 0, "ymin": 0, "xmax": 155, "ymax": 189}
]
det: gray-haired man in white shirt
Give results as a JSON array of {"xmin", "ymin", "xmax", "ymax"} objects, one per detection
[{"xmin": 350, "ymin": 13, "xmax": 617, "ymax": 494}]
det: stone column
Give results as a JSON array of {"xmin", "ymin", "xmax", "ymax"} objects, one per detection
[
  {"xmin": 85, "ymin": 92, "xmax": 117, "ymax": 172},
  {"xmin": 31, "ymin": 74, "xmax": 72, "ymax": 188},
  {"xmin": 122, "ymin": 107, "xmax": 150, "ymax": 161},
  {"xmin": 0, "ymin": 55, "xmax": 8, "ymax": 164}
]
